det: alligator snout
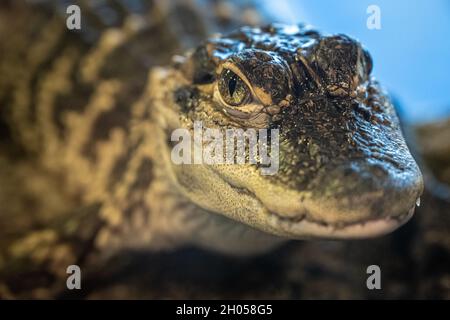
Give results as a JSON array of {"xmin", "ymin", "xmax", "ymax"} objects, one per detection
[{"xmin": 309, "ymin": 158, "xmax": 423, "ymax": 226}]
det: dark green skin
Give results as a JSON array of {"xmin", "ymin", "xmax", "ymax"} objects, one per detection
[
  {"xmin": 0, "ymin": 1, "xmax": 426, "ymax": 298},
  {"xmin": 0, "ymin": 0, "xmax": 270, "ymax": 297},
  {"xmin": 170, "ymin": 24, "xmax": 423, "ymax": 238}
]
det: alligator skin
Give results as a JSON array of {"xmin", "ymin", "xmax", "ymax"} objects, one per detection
[{"xmin": 0, "ymin": 1, "xmax": 447, "ymax": 299}]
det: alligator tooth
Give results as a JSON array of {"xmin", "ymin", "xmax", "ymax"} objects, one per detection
[{"xmin": 416, "ymin": 197, "xmax": 421, "ymax": 207}]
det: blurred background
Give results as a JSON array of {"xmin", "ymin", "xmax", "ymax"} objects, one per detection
[{"xmin": 261, "ymin": 0, "xmax": 450, "ymax": 123}]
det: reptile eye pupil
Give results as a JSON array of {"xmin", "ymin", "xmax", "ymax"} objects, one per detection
[
  {"xmin": 218, "ymin": 69, "xmax": 250, "ymax": 106},
  {"xmin": 228, "ymin": 76, "xmax": 237, "ymax": 97}
]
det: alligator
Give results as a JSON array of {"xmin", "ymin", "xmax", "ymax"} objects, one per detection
[{"xmin": 0, "ymin": 0, "xmax": 431, "ymax": 298}]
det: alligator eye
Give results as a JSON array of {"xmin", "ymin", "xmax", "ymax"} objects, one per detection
[{"xmin": 218, "ymin": 69, "xmax": 250, "ymax": 106}]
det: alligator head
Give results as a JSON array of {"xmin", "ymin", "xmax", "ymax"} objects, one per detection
[{"xmin": 150, "ymin": 23, "xmax": 423, "ymax": 243}]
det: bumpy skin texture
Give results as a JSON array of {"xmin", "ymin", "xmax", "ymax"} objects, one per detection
[
  {"xmin": 154, "ymin": 24, "xmax": 423, "ymax": 245},
  {"xmin": 0, "ymin": 0, "xmax": 423, "ymax": 297},
  {"xmin": 0, "ymin": 0, "xmax": 268, "ymax": 297}
]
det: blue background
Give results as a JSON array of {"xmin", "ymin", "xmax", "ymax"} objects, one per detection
[{"xmin": 261, "ymin": 0, "xmax": 450, "ymax": 123}]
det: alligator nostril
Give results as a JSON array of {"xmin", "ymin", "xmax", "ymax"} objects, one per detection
[{"xmin": 370, "ymin": 163, "xmax": 389, "ymax": 179}]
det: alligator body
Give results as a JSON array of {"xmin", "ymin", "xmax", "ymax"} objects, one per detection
[{"xmin": 0, "ymin": 1, "xmax": 427, "ymax": 298}]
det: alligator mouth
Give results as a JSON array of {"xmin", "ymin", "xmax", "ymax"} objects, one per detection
[
  {"xmin": 224, "ymin": 176, "xmax": 417, "ymax": 239},
  {"xmin": 267, "ymin": 205, "xmax": 416, "ymax": 239},
  {"xmin": 205, "ymin": 163, "xmax": 420, "ymax": 239}
]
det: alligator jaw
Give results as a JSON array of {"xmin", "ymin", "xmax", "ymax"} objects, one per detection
[{"xmin": 268, "ymin": 206, "xmax": 416, "ymax": 239}]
